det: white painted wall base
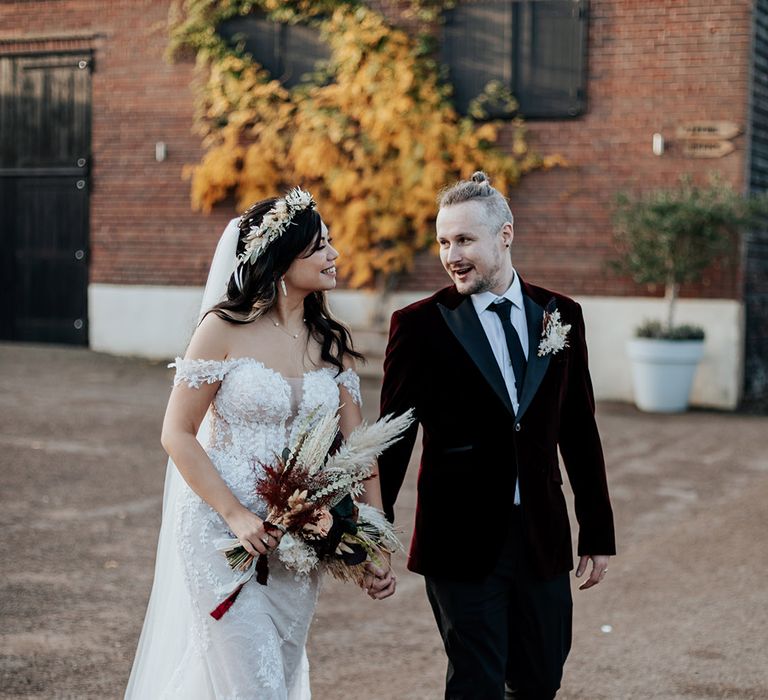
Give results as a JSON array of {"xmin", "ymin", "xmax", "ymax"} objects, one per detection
[
  {"xmin": 89, "ymin": 284, "xmax": 203, "ymax": 360},
  {"xmin": 577, "ymin": 297, "xmax": 743, "ymax": 411},
  {"xmin": 88, "ymin": 284, "xmax": 743, "ymax": 409},
  {"xmin": 87, "ymin": 284, "xmax": 422, "ymax": 360}
]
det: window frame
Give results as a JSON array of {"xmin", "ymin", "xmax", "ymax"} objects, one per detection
[{"xmin": 440, "ymin": 0, "xmax": 589, "ymax": 121}]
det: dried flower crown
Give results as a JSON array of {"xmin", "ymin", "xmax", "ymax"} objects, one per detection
[{"xmin": 239, "ymin": 187, "xmax": 317, "ymax": 265}]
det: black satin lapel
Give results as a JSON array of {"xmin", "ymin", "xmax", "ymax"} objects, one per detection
[
  {"xmin": 517, "ymin": 295, "xmax": 550, "ymax": 421},
  {"xmin": 438, "ymin": 300, "xmax": 515, "ymax": 417}
]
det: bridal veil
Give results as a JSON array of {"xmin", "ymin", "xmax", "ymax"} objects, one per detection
[{"xmin": 124, "ymin": 220, "xmax": 238, "ymax": 698}]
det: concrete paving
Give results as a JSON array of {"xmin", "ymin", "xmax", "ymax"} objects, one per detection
[{"xmin": 1, "ymin": 342, "xmax": 767, "ymax": 699}]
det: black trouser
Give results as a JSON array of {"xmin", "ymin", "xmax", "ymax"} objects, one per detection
[{"xmin": 425, "ymin": 509, "xmax": 572, "ymax": 700}]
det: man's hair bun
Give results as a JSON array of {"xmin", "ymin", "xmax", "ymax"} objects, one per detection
[{"xmin": 437, "ymin": 169, "xmax": 513, "ymax": 228}]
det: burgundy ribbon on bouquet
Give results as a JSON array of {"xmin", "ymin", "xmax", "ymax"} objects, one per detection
[
  {"xmin": 208, "ymin": 555, "xmax": 271, "ymax": 619},
  {"xmin": 210, "ymin": 524, "xmax": 280, "ymax": 619},
  {"xmin": 210, "ymin": 582, "xmax": 246, "ymax": 620},
  {"xmin": 254, "ymin": 520, "xmax": 285, "ymax": 586},
  {"xmin": 209, "ymin": 551, "xmax": 269, "ymax": 619},
  {"xmin": 255, "ymin": 553, "xmax": 270, "ymax": 585}
]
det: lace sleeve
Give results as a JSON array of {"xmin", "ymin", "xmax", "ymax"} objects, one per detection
[
  {"xmin": 336, "ymin": 368, "xmax": 362, "ymax": 407},
  {"xmin": 169, "ymin": 357, "xmax": 231, "ymax": 389}
]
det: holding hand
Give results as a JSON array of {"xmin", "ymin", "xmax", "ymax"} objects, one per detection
[
  {"xmin": 362, "ymin": 554, "xmax": 397, "ymax": 600},
  {"xmin": 227, "ymin": 507, "xmax": 283, "ymax": 561}
]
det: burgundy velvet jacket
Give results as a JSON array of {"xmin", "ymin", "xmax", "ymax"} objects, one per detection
[{"xmin": 378, "ymin": 280, "xmax": 616, "ymax": 581}]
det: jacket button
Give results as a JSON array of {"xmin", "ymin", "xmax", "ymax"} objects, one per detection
[{"xmin": 515, "ymin": 423, "xmax": 521, "ymax": 432}]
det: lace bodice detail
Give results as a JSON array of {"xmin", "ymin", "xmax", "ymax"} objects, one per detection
[
  {"xmin": 169, "ymin": 357, "xmax": 362, "ymax": 510},
  {"xmin": 171, "ymin": 357, "xmax": 361, "ymax": 402}
]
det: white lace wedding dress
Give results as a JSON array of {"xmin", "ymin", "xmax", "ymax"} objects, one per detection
[{"xmin": 125, "ymin": 356, "xmax": 362, "ymax": 700}]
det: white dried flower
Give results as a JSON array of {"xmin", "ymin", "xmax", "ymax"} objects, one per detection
[
  {"xmin": 239, "ymin": 187, "xmax": 316, "ymax": 265},
  {"xmin": 276, "ymin": 532, "xmax": 319, "ymax": 574},
  {"xmin": 356, "ymin": 502, "xmax": 402, "ymax": 553},
  {"xmin": 285, "ymin": 188, "xmax": 314, "ymax": 209},
  {"xmin": 537, "ymin": 308, "xmax": 571, "ymax": 357},
  {"xmin": 324, "ymin": 410, "xmax": 414, "ymax": 476},
  {"xmin": 297, "ymin": 410, "xmax": 340, "ymax": 476}
]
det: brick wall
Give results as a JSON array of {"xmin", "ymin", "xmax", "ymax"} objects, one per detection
[
  {"xmin": 1, "ymin": 0, "xmax": 754, "ymax": 299},
  {"xmin": 394, "ymin": 0, "xmax": 753, "ymax": 299},
  {"xmin": 1, "ymin": 0, "xmax": 232, "ymax": 287}
]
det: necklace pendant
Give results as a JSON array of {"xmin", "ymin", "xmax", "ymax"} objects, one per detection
[{"xmin": 268, "ymin": 314, "xmax": 303, "ymax": 339}]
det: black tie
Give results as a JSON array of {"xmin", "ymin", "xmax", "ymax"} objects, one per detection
[{"xmin": 488, "ymin": 298, "xmax": 527, "ymax": 395}]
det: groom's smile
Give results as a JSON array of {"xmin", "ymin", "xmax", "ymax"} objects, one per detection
[{"xmin": 451, "ymin": 263, "xmax": 474, "ymax": 282}]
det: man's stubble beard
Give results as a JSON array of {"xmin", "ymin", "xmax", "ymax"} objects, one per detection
[
  {"xmin": 457, "ymin": 253, "xmax": 508, "ymax": 296},
  {"xmin": 461, "ymin": 273, "xmax": 495, "ymax": 296}
]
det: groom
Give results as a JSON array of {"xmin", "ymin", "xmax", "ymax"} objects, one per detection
[{"xmin": 378, "ymin": 172, "xmax": 615, "ymax": 699}]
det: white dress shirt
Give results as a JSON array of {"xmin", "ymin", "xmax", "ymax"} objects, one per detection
[{"xmin": 471, "ymin": 269, "xmax": 528, "ymax": 504}]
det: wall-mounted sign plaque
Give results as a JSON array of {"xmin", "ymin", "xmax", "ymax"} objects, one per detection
[
  {"xmin": 675, "ymin": 121, "xmax": 740, "ymax": 140},
  {"xmin": 681, "ymin": 140, "xmax": 735, "ymax": 158}
]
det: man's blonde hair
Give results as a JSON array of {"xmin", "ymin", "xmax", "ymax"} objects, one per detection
[{"xmin": 437, "ymin": 171, "xmax": 514, "ymax": 234}]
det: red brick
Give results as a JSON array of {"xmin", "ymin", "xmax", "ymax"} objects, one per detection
[{"xmin": 0, "ymin": 0, "xmax": 754, "ymax": 299}]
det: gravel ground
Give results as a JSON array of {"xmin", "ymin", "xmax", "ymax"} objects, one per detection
[{"xmin": 1, "ymin": 343, "xmax": 767, "ymax": 699}]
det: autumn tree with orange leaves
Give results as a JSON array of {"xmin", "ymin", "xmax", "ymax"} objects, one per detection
[{"xmin": 170, "ymin": 0, "xmax": 563, "ymax": 287}]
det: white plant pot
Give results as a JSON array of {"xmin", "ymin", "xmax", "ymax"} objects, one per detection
[{"xmin": 626, "ymin": 338, "xmax": 705, "ymax": 413}]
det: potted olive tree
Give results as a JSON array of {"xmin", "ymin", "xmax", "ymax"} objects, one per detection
[{"xmin": 613, "ymin": 176, "xmax": 766, "ymax": 413}]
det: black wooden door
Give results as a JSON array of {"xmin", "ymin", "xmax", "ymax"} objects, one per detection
[{"xmin": 0, "ymin": 52, "xmax": 91, "ymax": 344}]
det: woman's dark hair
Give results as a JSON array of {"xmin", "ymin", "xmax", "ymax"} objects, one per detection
[{"xmin": 204, "ymin": 196, "xmax": 363, "ymax": 375}]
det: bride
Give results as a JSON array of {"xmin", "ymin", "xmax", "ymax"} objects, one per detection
[{"xmin": 125, "ymin": 188, "xmax": 396, "ymax": 699}]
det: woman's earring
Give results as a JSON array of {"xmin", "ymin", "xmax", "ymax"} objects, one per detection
[{"xmin": 280, "ymin": 277, "xmax": 288, "ymax": 297}]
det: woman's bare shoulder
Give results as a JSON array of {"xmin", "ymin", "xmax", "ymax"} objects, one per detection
[
  {"xmin": 186, "ymin": 312, "xmax": 235, "ymax": 361},
  {"xmin": 341, "ymin": 352, "xmax": 358, "ymax": 371}
]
